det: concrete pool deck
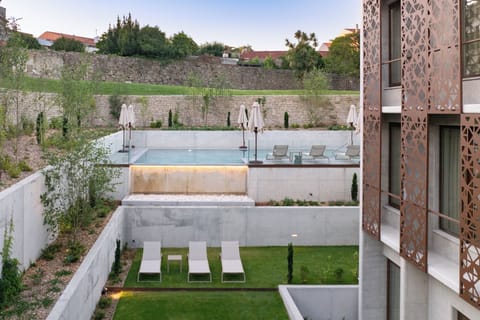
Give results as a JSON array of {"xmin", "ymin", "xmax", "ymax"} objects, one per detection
[{"xmin": 122, "ymin": 194, "xmax": 255, "ymax": 207}]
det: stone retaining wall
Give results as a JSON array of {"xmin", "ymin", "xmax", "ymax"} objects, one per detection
[
  {"xmin": 8, "ymin": 91, "xmax": 359, "ymax": 128},
  {"xmin": 26, "ymin": 50, "xmax": 360, "ymax": 90}
]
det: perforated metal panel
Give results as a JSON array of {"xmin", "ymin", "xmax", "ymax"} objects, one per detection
[
  {"xmin": 400, "ymin": 0, "xmax": 429, "ymax": 272},
  {"xmin": 460, "ymin": 115, "xmax": 480, "ymax": 308},
  {"xmin": 362, "ymin": 0, "xmax": 382, "ymax": 240},
  {"xmin": 429, "ymin": 0, "xmax": 461, "ymax": 113}
]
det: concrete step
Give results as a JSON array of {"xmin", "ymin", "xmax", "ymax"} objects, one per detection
[{"xmin": 122, "ymin": 194, "xmax": 255, "ymax": 207}]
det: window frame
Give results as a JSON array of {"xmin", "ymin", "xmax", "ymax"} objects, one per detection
[
  {"xmin": 388, "ymin": 0, "xmax": 402, "ymax": 86},
  {"xmin": 387, "ymin": 260, "xmax": 400, "ymax": 320},
  {"xmin": 462, "ymin": 0, "xmax": 480, "ymax": 78},
  {"xmin": 389, "ymin": 123, "xmax": 401, "ymax": 208},
  {"xmin": 438, "ymin": 125, "xmax": 461, "ymax": 237}
]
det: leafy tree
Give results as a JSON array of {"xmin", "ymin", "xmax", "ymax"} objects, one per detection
[
  {"xmin": 137, "ymin": 25, "xmax": 168, "ymax": 58},
  {"xmin": 7, "ymin": 32, "xmax": 41, "ymax": 49},
  {"xmin": 285, "ymin": 30, "xmax": 324, "ymax": 77},
  {"xmin": 0, "ymin": 35, "xmax": 29, "ymax": 161},
  {"xmin": 97, "ymin": 14, "xmax": 140, "ymax": 57},
  {"xmin": 51, "ymin": 37, "xmax": 84, "ymax": 52},
  {"xmin": 198, "ymin": 41, "xmax": 224, "ymax": 56},
  {"xmin": 170, "ymin": 31, "xmax": 198, "ymax": 58},
  {"xmin": 302, "ymin": 68, "xmax": 330, "ymax": 127},
  {"xmin": 57, "ymin": 56, "xmax": 96, "ymax": 139},
  {"xmin": 323, "ymin": 31, "xmax": 360, "ymax": 77},
  {"xmin": 263, "ymin": 55, "xmax": 276, "ymax": 69}
]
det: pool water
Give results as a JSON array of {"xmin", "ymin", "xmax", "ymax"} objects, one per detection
[{"xmin": 134, "ymin": 148, "xmax": 262, "ymax": 165}]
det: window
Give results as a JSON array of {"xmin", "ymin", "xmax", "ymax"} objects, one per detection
[
  {"xmin": 387, "ymin": 261, "xmax": 400, "ymax": 320},
  {"xmin": 389, "ymin": 1, "xmax": 401, "ymax": 86},
  {"xmin": 439, "ymin": 126, "xmax": 460, "ymax": 237},
  {"xmin": 457, "ymin": 310, "xmax": 470, "ymax": 320},
  {"xmin": 389, "ymin": 123, "xmax": 401, "ymax": 208},
  {"xmin": 463, "ymin": 0, "xmax": 480, "ymax": 77}
]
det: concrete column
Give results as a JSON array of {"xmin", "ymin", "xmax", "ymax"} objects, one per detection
[
  {"xmin": 359, "ymin": 231, "xmax": 387, "ymax": 320},
  {"xmin": 400, "ymin": 257, "xmax": 428, "ymax": 320}
]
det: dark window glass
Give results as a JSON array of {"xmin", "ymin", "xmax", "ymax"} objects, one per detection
[
  {"xmin": 387, "ymin": 261, "xmax": 400, "ymax": 320},
  {"xmin": 439, "ymin": 126, "xmax": 460, "ymax": 237},
  {"xmin": 389, "ymin": 124, "xmax": 401, "ymax": 208},
  {"xmin": 389, "ymin": 1, "xmax": 401, "ymax": 85}
]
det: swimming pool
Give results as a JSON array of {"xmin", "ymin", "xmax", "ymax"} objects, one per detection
[{"xmin": 134, "ymin": 148, "xmax": 259, "ymax": 165}]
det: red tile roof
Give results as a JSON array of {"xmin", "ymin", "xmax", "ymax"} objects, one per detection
[
  {"xmin": 240, "ymin": 51, "xmax": 287, "ymax": 60},
  {"xmin": 38, "ymin": 31, "xmax": 95, "ymax": 47}
]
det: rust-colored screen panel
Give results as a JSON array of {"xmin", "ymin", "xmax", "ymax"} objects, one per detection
[
  {"xmin": 399, "ymin": 113, "xmax": 428, "ymax": 271},
  {"xmin": 362, "ymin": 0, "xmax": 382, "ymax": 239},
  {"xmin": 429, "ymin": 0, "xmax": 461, "ymax": 113},
  {"xmin": 460, "ymin": 115, "xmax": 480, "ymax": 308}
]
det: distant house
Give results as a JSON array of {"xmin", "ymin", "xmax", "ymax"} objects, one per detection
[
  {"xmin": 239, "ymin": 50, "xmax": 287, "ymax": 66},
  {"xmin": 38, "ymin": 31, "xmax": 98, "ymax": 52},
  {"xmin": 319, "ymin": 26, "xmax": 359, "ymax": 57}
]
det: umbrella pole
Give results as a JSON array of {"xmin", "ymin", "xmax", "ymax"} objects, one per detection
[
  {"xmin": 240, "ymin": 125, "xmax": 247, "ymax": 149},
  {"xmin": 121, "ymin": 126, "xmax": 126, "ymax": 152},
  {"xmin": 254, "ymin": 128, "xmax": 258, "ymax": 162}
]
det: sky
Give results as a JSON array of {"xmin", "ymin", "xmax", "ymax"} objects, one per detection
[{"xmin": 2, "ymin": 0, "xmax": 360, "ymax": 51}]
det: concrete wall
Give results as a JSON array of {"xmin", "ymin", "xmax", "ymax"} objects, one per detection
[
  {"xmin": 248, "ymin": 166, "xmax": 359, "ymax": 202},
  {"xmin": 0, "ymin": 171, "xmax": 51, "ymax": 270},
  {"xmin": 123, "ymin": 206, "xmax": 359, "ymax": 248},
  {"xmin": 131, "ymin": 129, "xmax": 360, "ymax": 150},
  {"xmin": 280, "ymin": 285, "xmax": 359, "ymax": 320},
  {"xmin": 47, "ymin": 207, "xmax": 126, "ymax": 320}
]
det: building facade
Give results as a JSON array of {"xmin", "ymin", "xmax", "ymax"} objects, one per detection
[{"xmin": 361, "ymin": 0, "xmax": 480, "ymax": 319}]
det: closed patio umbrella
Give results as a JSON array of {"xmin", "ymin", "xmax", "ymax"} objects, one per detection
[
  {"xmin": 237, "ymin": 104, "xmax": 248, "ymax": 149},
  {"xmin": 118, "ymin": 104, "xmax": 128, "ymax": 152},
  {"xmin": 127, "ymin": 105, "xmax": 136, "ymax": 148},
  {"xmin": 248, "ymin": 102, "xmax": 264, "ymax": 163},
  {"xmin": 346, "ymin": 104, "xmax": 358, "ymax": 145}
]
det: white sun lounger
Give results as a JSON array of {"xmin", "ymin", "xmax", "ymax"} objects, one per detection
[
  {"xmin": 266, "ymin": 145, "xmax": 289, "ymax": 160},
  {"xmin": 220, "ymin": 241, "xmax": 246, "ymax": 283},
  {"xmin": 137, "ymin": 241, "xmax": 162, "ymax": 282},
  {"xmin": 188, "ymin": 241, "xmax": 211, "ymax": 282}
]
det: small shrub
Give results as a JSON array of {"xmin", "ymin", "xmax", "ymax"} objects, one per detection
[
  {"xmin": 227, "ymin": 111, "xmax": 231, "ymax": 127},
  {"xmin": 54, "ymin": 269, "xmax": 72, "ymax": 277},
  {"xmin": 64, "ymin": 241, "xmax": 85, "ymax": 264},
  {"xmin": 40, "ymin": 297, "xmax": 54, "ymax": 308},
  {"xmin": 282, "ymin": 198, "xmax": 295, "ymax": 206},
  {"xmin": 21, "ymin": 115, "xmax": 35, "ymax": 135},
  {"xmin": 291, "ymin": 123, "xmax": 300, "ymax": 129},
  {"xmin": 284, "ymin": 112, "xmax": 289, "ymax": 128},
  {"xmin": 36, "ymin": 112, "xmax": 46, "ymax": 145},
  {"xmin": 334, "ymin": 267, "xmax": 344, "ymax": 281},
  {"xmin": 0, "ymin": 219, "xmax": 22, "ymax": 308},
  {"xmin": 98, "ymin": 296, "xmax": 112, "ymax": 309},
  {"xmin": 40, "ymin": 243, "xmax": 62, "ymax": 261},
  {"xmin": 49, "ymin": 117, "xmax": 63, "ymax": 129},
  {"xmin": 108, "ymin": 94, "xmax": 125, "ymax": 120},
  {"xmin": 150, "ymin": 120, "xmax": 163, "ymax": 128},
  {"xmin": 30, "ymin": 268, "xmax": 44, "ymax": 286},
  {"xmin": 93, "ymin": 310, "xmax": 105, "ymax": 320},
  {"xmin": 112, "ymin": 239, "xmax": 121, "ymax": 276},
  {"xmin": 173, "ymin": 110, "xmax": 182, "ymax": 127},
  {"xmin": 168, "ymin": 109, "xmax": 173, "ymax": 127},
  {"xmin": 18, "ymin": 160, "xmax": 32, "ymax": 172},
  {"xmin": 287, "ymin": 242, "xmax": 294, "ymax": 284},
  {"xmin": 351, "ymin": 173, "xmax": 358, "ymax": 202},
  {"xmin": 6, "ymin": 165, "xmax": 21, "ymax": 178}
]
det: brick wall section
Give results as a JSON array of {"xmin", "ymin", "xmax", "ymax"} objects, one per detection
[
  {"xmin": 26, "ymin": 50, "xmax": 360, "ymax": 91},
  {"xmin": 8, "ymin": 92, "xmax": 359, "ymax": 128}
]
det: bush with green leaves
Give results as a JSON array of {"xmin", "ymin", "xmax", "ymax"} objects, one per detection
[
  {"xmin": 351, "ymin": 173, "xmax": 358, "ymax": 202},
  {"xmin": 287, "ymin": 243, "xmax": 294, "ymax": 284},
  {"xmin": 36, "ymin": 112, "xmax": 46, "ymax": 145},
  {"xmin": 41, "ymin": 139, "xmax": 120, "ymax": 245},
  {"xmin": 284, "ymin": 112, "xmax": 289, "ymax": 128},
  {"xmin": 0, "ymin": 219, "xmax": 22, "ymax": 308},
  {"xmin": 51, "ymin": 37, "xmax": 84, "ymax": 52},
  {"xmin": 108, "ymin": 94, "xmax": 126, "ymax": 120},
  {"xmin": 150, "ymin": 120, "xmax": 162, "ymax": 128}
]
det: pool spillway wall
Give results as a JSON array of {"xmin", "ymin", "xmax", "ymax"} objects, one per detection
[{"xmin": 130, "ymin": 165, "xmax": 247, "ymax": 194}]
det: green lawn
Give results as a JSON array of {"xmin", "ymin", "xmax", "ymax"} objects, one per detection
[
  {"xmin": 114, "ymin": 246, "xmax": 357, "ymax": 319},
  {"xmin": 5, "ymin": 77, "xmax": 359, "ymax": 96},
  {"xmin": 125, "ymin": 246, "xmax": 359, "ymax": 288},
  {"xmin": 113, "ymin": 291, "xmax": 289, "ymax": 320}
]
